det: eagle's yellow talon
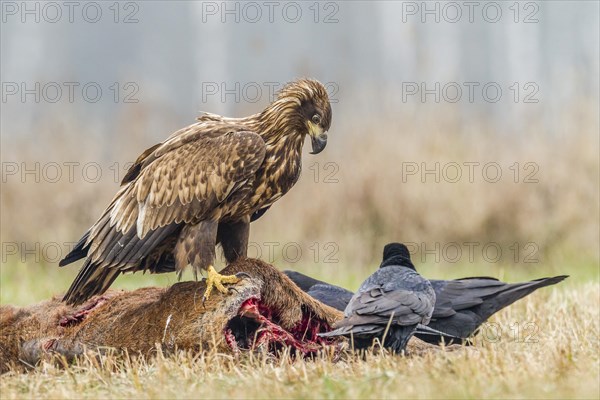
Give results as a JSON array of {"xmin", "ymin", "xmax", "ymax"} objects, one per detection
[{"xmin": 202, "ymin": 266, "xmax": 241, "ymax": 304}]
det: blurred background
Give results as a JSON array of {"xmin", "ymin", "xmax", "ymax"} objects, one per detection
[{"xmin": 1, "ymin": 1, "xmax": 598, "ymax": 304}]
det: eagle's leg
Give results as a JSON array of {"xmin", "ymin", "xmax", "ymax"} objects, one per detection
[
  {"xmin": 203, "ymin": 217, "xmax": 252, "ymax": 302},
  {"xmin": 217, "ymin": 217, "xmax": 250, "ymax": 264},
  {"xmin": 176, "ymin": 220, "xmax": 248, "ymax": 304}
]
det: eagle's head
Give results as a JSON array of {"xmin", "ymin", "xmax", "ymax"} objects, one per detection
[{"xmin": 270, "ymin": 79, "xmax": 332, "ymax": 154}]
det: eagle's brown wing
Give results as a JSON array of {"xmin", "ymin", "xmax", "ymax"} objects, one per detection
[{"xmin": 60, "ymin": 124, "xmax": 266, "ymax": 304}]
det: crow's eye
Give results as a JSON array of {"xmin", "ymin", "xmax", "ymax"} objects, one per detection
[{"xmin": 312, "ymin": 114, "xmax": 321, "ymax": 124}]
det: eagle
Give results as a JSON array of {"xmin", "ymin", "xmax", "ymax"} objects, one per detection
[{"xmin": 60, "ymin": 79, "xmax": 332, "ymax": 305}]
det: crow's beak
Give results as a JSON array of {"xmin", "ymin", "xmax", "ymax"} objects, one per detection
[{"xmin": 309, "ymin": 122, "xmax": 328, "ymax": 155}]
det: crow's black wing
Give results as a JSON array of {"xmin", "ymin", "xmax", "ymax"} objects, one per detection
[
  {"xmin": 307, "ymin": 284, "xmax": 354, "ymax": 312},
  {"xmin": 283, "ymin": 270, "xmax": 330, "ymax": 292},
  {"xmin": 428, "ymin": 275, "xmax": 568, "ymax": 338},
  {"xmin": 338, "ymin": 285, "xmax": 435, "ymax": 328}
]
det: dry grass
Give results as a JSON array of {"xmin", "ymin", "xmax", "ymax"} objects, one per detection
[{"xmin": 1, "ymin": 278, "xmax": 598, "ymax": 399}]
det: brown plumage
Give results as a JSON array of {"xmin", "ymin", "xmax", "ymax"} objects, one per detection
[{"xmin": 60, "ymin": 79, "xmax": 332, "ymax": 305}]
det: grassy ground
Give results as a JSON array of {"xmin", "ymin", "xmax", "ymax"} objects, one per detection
[{"xmin": 1, "ymin": 260, "xmax": 598, "ymax": 399}]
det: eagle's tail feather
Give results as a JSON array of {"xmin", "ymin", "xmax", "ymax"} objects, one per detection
[
  {"xmin": 62, "ymin": 260, "xmax": 121, "ymax": 305},
  {"xmin": 59, "ymin": 231, "xmax": 90, "ymax": 267}
]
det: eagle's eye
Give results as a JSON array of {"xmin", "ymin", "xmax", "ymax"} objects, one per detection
[{"xmin": 311, "ymin": 114, "xmax": 322, "ymax": 125}]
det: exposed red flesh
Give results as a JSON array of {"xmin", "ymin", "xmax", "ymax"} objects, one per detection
[
  {"xmin": 224, "ymin": 327, "xmax": 239, "ymax": 352},
  {"xmin": 225, "ymin": 297, "xmax": 335, "ymax": 356},
  {"xmin": 59, "ymin": 297, "xmax": 108, "ymax": 327}
]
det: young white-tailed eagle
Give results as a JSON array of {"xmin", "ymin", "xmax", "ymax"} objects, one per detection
[{"xmin": 60, "ymin": 79, "xmax": 332, "ymax": 305}]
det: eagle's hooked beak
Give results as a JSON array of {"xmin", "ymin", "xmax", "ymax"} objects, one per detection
[{"xmin": 309, "ymin": 122, "xmax": 328, "ymax": 155}]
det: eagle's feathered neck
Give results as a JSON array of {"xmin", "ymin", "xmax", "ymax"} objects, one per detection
[
  {"xmin": 241, "ymin": 96, "xmax": 308, "ymax": 149},
  {"xmin": 198, "ymin": 94, "xmax": 310, "ymax": 159}
]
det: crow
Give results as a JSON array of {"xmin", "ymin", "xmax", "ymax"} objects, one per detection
[
  {"xmin": 319, "ymin": 243, "xmax": 436, "ymax": 353},
  {"xmin": 285, "ymin": 254, "xmax": 568, "ymax": 345}
]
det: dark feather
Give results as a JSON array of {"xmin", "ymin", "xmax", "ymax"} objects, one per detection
[
  {"xmin": 121, "ymin": 142, "xmax": 162, "ymax": 185},
  {"xmin": 283, "ymin": 270, "xmax": 333, "ymax": 293},
  {"xmin": 426, "ymin": 275, "xmax": 569, "ymax": 337},
  {"xmin": 59, "ymin": 230, "xmax": 90, "ymax": 267}
]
